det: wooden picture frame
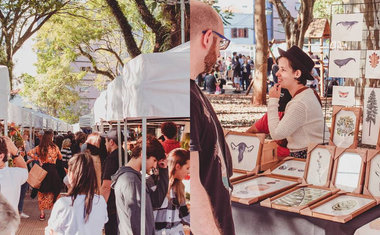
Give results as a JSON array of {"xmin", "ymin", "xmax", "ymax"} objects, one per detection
[
  {"xmin": 300, "ymin": 192, "xmax": 376, "ymax": 223},
  {"xmin": 304, "ymin": 144, "xmax": 336, "ymax": 188},
  {"xmin": 224, "ymin": 131, "xmax": 265, "ymax": 174},
  {"xmin": 329, "ymin": 106, "xmax": 361, "ymax": 149},
  {"xmin": 377, "ymin": 127, "xmax": 380, "ymax": 150},
  {"xmin": 231, "ymin": 174, "xmax": 300, "ymax": 205},
  {"xmin": 266, "ymin": 157, "xmax": 306, "ymax": 180},
  {"xmin": 330, "ymin": 148, "xmax": 367, "ymax": 193},
  {"xmin": 260, "ymin": 184, "xmax": 337, "ymax": 213},
  {"xmin": 363, "ymin": 149, "xmax": 380, "ymax": 204},
  {"xmin": 259, "ymin": 141, "xmax": 279, "ymax": 172},
  {"xmin": 230, "ymin": 171, "xmax": 252, "ymax": 183}
]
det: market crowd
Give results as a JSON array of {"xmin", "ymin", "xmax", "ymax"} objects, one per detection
[{"xmin": 0, "ymin": 121, "xmax": 190, "ymax": 235}]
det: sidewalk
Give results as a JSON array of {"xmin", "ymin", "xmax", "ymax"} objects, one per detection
[{"xmin": 17, "ymin": 193, "xmax": 50, "ymax": 235}]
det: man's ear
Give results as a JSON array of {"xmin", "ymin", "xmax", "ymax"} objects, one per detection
[{"xmin": 202, "ymin": 29, "xmax": 213, "ymax": 50}]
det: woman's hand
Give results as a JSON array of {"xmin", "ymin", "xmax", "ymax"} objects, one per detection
[
  {"xmin": 269, "ymin": 84, "xmax": 282, "ymax": 99},
  {"xmin": 3, "ymin": 136, "xmax": 18, "ymax": 156}
]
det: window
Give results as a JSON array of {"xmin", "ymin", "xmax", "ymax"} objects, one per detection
[
  {"xmin": 231, "ymin": 28, "xmax": 248, "ymax": 38},
  {"xmin": 80, "ymin": 66, "xmax": 91, "ymax": 72}
]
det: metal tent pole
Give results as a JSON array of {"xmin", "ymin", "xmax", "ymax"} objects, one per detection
[
  {"xmin": 141, "ymin": 117, "xmax": 147, "ymax": 235},
  {"xmin": 117, "ymin": 120, "xmax": 122, "ymax": 167}
]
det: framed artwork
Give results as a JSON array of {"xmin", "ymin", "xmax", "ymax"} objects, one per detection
[
  {"xmin": 365, "ymin": 50, "xmax": 380, "ymax": 79},
  {"xmin": 329, "ymin": 50, "xmax": 361, "ymax": 78},
  {"xmin": 332, "ymin": 86, "xmax": 356, "ymax": 107},
  {"xmin": 230, "ymin": 171, "xmax": 249, "ymax": 183},
  {"xmin": 301, "ymin": 193, "xmax": 376, "ymax": 223},
  {"xmin": 330, "ymin": 106, "xmax": 361, "ymax": 148},
  {"xmin": 259, "ymin": 141, "xmax": 278, "ymax": 172},
  {"xmin": 331, "ymin": 13, "xmax": 363, "ymax": 42},
  {"xmin": 231, "ymin": 174, "xmax": 299, "ymax": 205},
  {"xmin": 363, "ymin": 150, "xmax": 380, "ymax": 203},
  {"xmin": 225, "ymin": 132, "xmax": 265, "ymax": 174},
  {"xmin": 305, "ymin": 144, "xmax": 336, "ymax": 187},
  {"xmin": 261, "ymin": 185, "xmax": 333, "ymax": 213},
  {"xmin": 270, "ymin": 158, "xmax": 306, "ymax": 179},
  {"xmin": 362, "ymin": 88, "xmax": 380, "ymax": 146},
  {"xmin": 330, "ymin": 148, "xmax": 366, "ymax": 193}
]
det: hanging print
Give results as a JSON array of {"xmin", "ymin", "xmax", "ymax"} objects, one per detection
[
  {"xmin": 332, "ymin": 86, "xmax": 356, "ymax": 106},
  {"xmin": 331, "ymin": 13, "xmax": 363, "ymax": 41},
  {"xmin": 365, "ymin": 50, "xmax": 380, "ymax": 79},
  {"xmin": 329, "ymin": 50, "xmax": 361, "ymax": 78},
  {"xmin": 362, "ymin": 88, "xmax": 380, "ymax": 145}
]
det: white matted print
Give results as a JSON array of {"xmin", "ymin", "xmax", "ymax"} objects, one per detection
[
  {"xmin": 232, "ymin": 176, "xmax": 295, "ymax": 199},
  {"xmin": 332, "ymin": 86, "xmax": 356, "ymax": 106},
  {"xmin": 335, "ymin": 152, "xmax": 362, "ymax": 192},
  {"xmin": 272, "ymin": 160, "xmax": 306, "ymax": 178},
  {"xmin": 362, "ymin": 88, "xmax": 380, "ymax": 145},
  {"xmin": 225, "ymin": 133, "xmax": 261, "ymax": 172},
  {"xmin": 332, "ymin": 110, "xmax": 357, "ymax": 148},
  {"xmin": 365, "ymin": 50, "xmax": 380, "ymax": 79},
  {"xmin": 329, "ymin": 50, "xmax": 361, "ymax": 78},
  {"xmin": 331, "ymin": 13, "xmax": 363, "ymax": 42},
  {"xmin": 312, "ymin": 195, "xmax": 373, "ymax": 216},
  {"xmin": 368, "ymin": 154, "xmax": 380, "ymax": 197},
  {"xmin": 272, "ymin": 187, "xmax": 330, "ymax": 207},
  {"xmin": 306, "ymin": 148, "xmax": 333, "ymax": 186}
]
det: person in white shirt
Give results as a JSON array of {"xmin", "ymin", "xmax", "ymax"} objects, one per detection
[
  {"xmin": 0, "ymin": 136, "xmax": 28, "ymax": 213},
  {"xmin": 268, "ymin": 46, "xmax": 328, "ymax": 159},
  {"xmin": 0, "ymin": 192, "xmax": 20, "ymax": 235},
  {"xmin": 45, "ymin": 153, "xmax": 108, "ymax": 235}
]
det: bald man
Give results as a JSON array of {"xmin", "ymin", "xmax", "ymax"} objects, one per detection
[{"xmin": 190, "ymin": 1, "xmax": 235, "ymax": 234}]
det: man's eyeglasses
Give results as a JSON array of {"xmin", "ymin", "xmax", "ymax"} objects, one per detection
[{"xmin": 202, "ymin": 30, "xmax": 230, "ymax": 50}]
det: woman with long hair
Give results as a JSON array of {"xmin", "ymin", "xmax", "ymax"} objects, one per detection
[
  {"xmin": 84, "ymin": 132, "xmax": 104, "ymax": 192},
  {"xmin": 45, "ymin": 153, "xmax": 108, "ymax": 235},
  {"xmin": 28, "ymin": 130, "xmax": 63, "ymax": 221},
  {"xmin": 154, "ymin": 148, "xmax": 190, "ymax": 234}
]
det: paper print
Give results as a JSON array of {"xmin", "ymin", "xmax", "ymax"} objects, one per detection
[
  {"xmin": 272, "ymin": 160, "xmax": 306, "ymax": 178},
  {"xmin": 312, "ymin": 195, "xmax": 373, "ymax": 216},
  {"xmin": 306, "ymin": 147, "xmax": 332, "ymax": 186},
  {"xmin": 368, "ymin": 154, "xmax": 380, "ymax": 197},
  {"xmin": 332, "ymin": 86, "xmax": 356, "ymax": 106},
  {"xmin": 362, "ymin": 88, "xmax": 380, "ymax": 145},
  {"xmin": 335, "ymin": 152, "xmax": 362, "ymax": 192},
  {"xmin": 272, "ymin": 187, "xmax": 330, "ymax": 207},
  {"xmin": 365, "ymin": 50, "xmax": 380, "ymax": 79},
  {"xmin": 232, "ymin": 176, "xmax": 295, "ymax": 199},
  {"xmin": 329, "ymin": 50, "xmax": 361, "ymax": 78},
  {"xmin": 331, "ymin": 13, "xmax": 363, "ymax": 41},
  {"xmin": 225, "ymin": 133, "xmax": 261, "ymax": 172},
  {"xmin": 332, "ymin": 110, "xmax": 357, "ymax": 148}
]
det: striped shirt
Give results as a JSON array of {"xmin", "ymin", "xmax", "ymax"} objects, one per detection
[
  {"xmin": 154, "ymin": 189, "xmax": 190, "ymax": 234},
  {"xmin": 61, "ymin": 148, "xmax": 72, "ymax": 162}
]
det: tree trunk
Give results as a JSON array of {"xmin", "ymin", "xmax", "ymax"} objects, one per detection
[{"xmin": 253, "ymin": 0, "xmax": 268, "ymax": 105}]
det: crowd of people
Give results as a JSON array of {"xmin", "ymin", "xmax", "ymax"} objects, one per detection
[{"xmin": 0, "ymin": 121, "xmax": 190, "ymax": 235}]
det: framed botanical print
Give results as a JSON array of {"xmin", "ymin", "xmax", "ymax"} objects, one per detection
[
  {"xmin": 330, "ymin": 106, "xmax": 361, "ymax": 149},
  {"xmin": 231, "ymin": 174, "xmax": 299, "ymax": 205},
  {"xmin": 261, "ymin": 184, "xmax": 335, "ymax": 213},
  {"xmin": 330, "ymin": 148, "xmax": 366, "ymax": 193},
  {"xmin": 363, "ymin": 149, "xmax": 380, "ymax": 204},
  {"xmin": 300, "ymin": 192, "xmax": 376, "ymax": 223},
  {"xmin": 304, "ymin": 144, "xmax": 336, "ymax": 187},
  {"xmin": 362, "ymin": 88, "xmax": 380, "ymax": 146},
  {"xmin": 225, "ymin": 131, "xmax": 265, "ymax": 174},
  {"xmin": 269, "ymin": 157, "xmax": 306, "ymax": 179}
]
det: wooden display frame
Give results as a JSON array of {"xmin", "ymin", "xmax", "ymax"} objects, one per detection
[
  {"xmin": 330, "ymin": 148, "xmax": 367, "ymax": 194},
  {"xmin": 231, "ymin": 173, "xmax": 300, "ymax": 205},
  {"xmin": 260, "ymin": 184, "xmax": 338, "ymax": 213},
  {"xmin": 259, "ymin": 140, "xmax": 279, "ymax": 172},
  {"xmin": 303, "ymin": 144, "xmax": 336, "ymax": 188},
  {"xmin": 329, "ymin": 106, "xmax": 361, "ymax": 149},
  {"xmin": 363, "ymin": 149, "xmax": 380, "ymax": 204},
  {"xmin": 377, "ymin": 127, "xmax": 380, "ymax": 150},
  {"xmin": 265, "ymin": 157, "xmax": 306, "ymax": 180},
  {"xmin": 224, "ymin": 131, "xmax": 265, "ymax": 175},
  {"xmin": 230, "ymin": 171, "xmax": 252, "ymax": 183},
  {"xmin": 300, "ymin": 192, "xmax": 376, "ymax": 223}
]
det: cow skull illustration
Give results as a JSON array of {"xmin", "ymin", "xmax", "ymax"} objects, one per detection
[{"xmin": 231, "ymin": 142, "xmax": 254, "ymax": 163}]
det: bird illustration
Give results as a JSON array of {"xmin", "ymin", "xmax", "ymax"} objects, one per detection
[
  {"xmin": 333, "ymin": 58, "xmax": 356, "ymax": 68},
  {"xmin": 336, "ymin": 21, "xmax": 359, "ymax": 30}
]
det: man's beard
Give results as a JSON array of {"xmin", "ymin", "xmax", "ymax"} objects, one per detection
[{"xmin": 203, "ymin": 37, "xmax": 218, "ymax": 73}]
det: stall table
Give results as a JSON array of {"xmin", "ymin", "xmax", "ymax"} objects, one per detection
[{"xmin": 232, "ymin": 202, "xmax": 380, "ymax": 235}]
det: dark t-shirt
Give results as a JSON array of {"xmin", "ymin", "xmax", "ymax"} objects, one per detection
[
  {"xmin": 102, "ymin": 149, "xmax": 119, "ymax": 215},
  {"xmin": 190, "ymin": 79, "xmax": 235, "ymax": 235},
  {"xmin": 205, "ymin": 74, "xmax": 216, "ymax": 92}
]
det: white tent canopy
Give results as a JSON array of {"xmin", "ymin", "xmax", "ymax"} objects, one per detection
[
  {"xmin": 93, "ymin": 91, "xmax": 107, "ymax": 124},
  {"xmin": 0, "ymin": 66, "xmax": 10, "ymax": 120},
  {"xmin": 106, "ymin": 75, "xmax": 125, "ymax": 121}
]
